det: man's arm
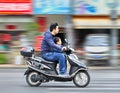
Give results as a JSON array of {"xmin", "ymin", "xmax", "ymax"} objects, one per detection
[{"xmin": 45, "ymin": 32, "xmax": 62, "ymax": 50}]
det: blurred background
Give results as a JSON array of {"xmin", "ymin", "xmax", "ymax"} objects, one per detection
[
  {"xmin": 0, "ymin": 1, "xmax": 120, "ymax": 93},
  {"xmin": 0, "ymin": 0, "xmax": 120, "ymax": 67}
]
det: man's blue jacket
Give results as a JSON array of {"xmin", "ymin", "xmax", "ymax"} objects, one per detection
[{"xmin": 41, "ymin": 31, "xmax": 62, "ymax": 54}]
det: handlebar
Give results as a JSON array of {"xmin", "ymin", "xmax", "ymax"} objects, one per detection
[{"xmin": 64, "ymin": 47, "xmax": 85, "ymax": 55}]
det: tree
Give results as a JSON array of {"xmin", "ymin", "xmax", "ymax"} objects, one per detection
[{"xmin": 25, "ymin": 22, "xmax": 43, "ymax": 44}]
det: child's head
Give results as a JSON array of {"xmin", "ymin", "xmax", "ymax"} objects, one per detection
[{"xmin": 54, "ymin": 37, "xmax": 62, "ymax": 45}]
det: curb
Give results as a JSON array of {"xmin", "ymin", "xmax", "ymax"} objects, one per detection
[
  {"xmin": 88, "ymin": 66, "xmax": 120, "ymax": 70},
  {"xmin": 0, "ymin": 64, "xmax": 27, "ymax": 69},
  {"xmin": 0, "ymin": 64, "xmax": 120, "ymax": 70}
]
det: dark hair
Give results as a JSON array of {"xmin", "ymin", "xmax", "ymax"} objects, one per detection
[
  {"xmin": 54, "ymin": 37, "xmax": 60, "ymax": 44},
  {"xmin": 50, "ymin": 23, "xmax": 58, "ymax": 32}
]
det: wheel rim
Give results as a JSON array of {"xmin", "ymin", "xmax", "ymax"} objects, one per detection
[
  {"xmin": 74, "ymin": 72, "xmax": 88, "ymax": 86},
  {"xmin": 28, "ymin": 72, "xmax": 40, "ymax": 85}
]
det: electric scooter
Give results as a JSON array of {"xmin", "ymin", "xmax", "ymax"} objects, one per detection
[{"xmin": 20, "ymin": 42, "xmax": 90, "ymax": 87}]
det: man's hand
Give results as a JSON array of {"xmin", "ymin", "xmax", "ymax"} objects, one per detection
[{"xmin": 62, "ymin": 47, "xmax": 67, "ymax": 51}]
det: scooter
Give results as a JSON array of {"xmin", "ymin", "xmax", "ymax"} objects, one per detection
[{"xmin": 20, "ymin": 44, "xmax": 90, "ymax": 87}]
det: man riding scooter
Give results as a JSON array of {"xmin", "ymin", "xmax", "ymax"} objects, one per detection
[
  {"xmin": 20, "ymin": 23, "xmax": 90, "ymax": 87},
  {"xmin": 41, "ymin": 23, "xmax": 68, "ymax": 77}
]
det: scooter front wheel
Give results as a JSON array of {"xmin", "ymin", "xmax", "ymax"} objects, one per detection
[
  {"xmin": 26, "ymin": 71, "xmax": 41, "ymax": 87},
  {"xmin": 73, "ymin": 71, "xmax": 90, "ymax": 87}
]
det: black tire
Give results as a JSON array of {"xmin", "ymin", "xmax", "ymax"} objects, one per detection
[
  {"xmin": 26, "ymin": 71, "xmax": 41, "ymax": 87},
  {"xmin": 73, "ymin": 71, "xmax": 90, "ymax": 87}
]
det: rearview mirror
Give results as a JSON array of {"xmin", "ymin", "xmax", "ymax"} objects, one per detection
[{"xmin": 65, "ymin": 38, "xmax": 68, "ymax": 43}]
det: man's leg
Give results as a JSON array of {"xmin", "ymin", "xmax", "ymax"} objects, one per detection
[
  {"xmin": 42, "ymin": 52, "xmax": 67, "ymax": 74},
  {"xmin": 57, "ymin": 53, "xmax": 66, "ymax": 74}
]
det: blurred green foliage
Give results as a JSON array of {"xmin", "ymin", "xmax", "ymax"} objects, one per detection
[
  {"xmin": 25, "ymin": 22, "xmax": 43, "ymax": 40},
  {"xmin": 0, "ymin": 54, "xmax": 8, "ymax": 64}
]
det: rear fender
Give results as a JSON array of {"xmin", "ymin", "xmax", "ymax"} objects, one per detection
[{"xmin": 24, "ymin": 68, "xmax": 33, "ymax": 75}]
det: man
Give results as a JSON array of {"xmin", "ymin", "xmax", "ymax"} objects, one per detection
[{"xmin": 41, "ymin": 23, "xmax": 67, "ymax": 76}]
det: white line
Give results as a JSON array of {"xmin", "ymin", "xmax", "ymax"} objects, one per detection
[{"xmin": 48, "ymin": 87, "xmax": 120, "ymax": 91}]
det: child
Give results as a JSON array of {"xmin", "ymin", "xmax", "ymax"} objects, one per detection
[
  {"xmin": 54, "ymin": 37, "xmax": 62, "ymax": 45},
  {"xmin": 54, "ymin": 37, "xmax": 63, "ymax": 53}
]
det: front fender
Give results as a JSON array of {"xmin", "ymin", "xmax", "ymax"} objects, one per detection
[{"xmin": 70, "ymin": 66, "xmax": 88, "ymax": 76}]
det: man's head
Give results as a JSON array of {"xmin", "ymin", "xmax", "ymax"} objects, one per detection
[{"xmin": 50, "ymin": 23, "xmax": 59, "ymax": 35}]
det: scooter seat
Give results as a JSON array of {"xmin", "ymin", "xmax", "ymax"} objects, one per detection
[{"xmin": 35, "ymin": 56, "xmax": 56, "ymax": 64}]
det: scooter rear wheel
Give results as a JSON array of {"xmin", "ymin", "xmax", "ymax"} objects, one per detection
[
  {"xmin": 73, "ymin": 71, "xmax": 90, "ymax": 87},
  {"xmin": 26, "ymin": 71, "xmax": 41, "ymax": 87}
]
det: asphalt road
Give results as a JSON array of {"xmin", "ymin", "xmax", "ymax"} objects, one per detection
[{"xmin": 0, "ymin": 68, "xmax": 120, "ymax": 93}]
